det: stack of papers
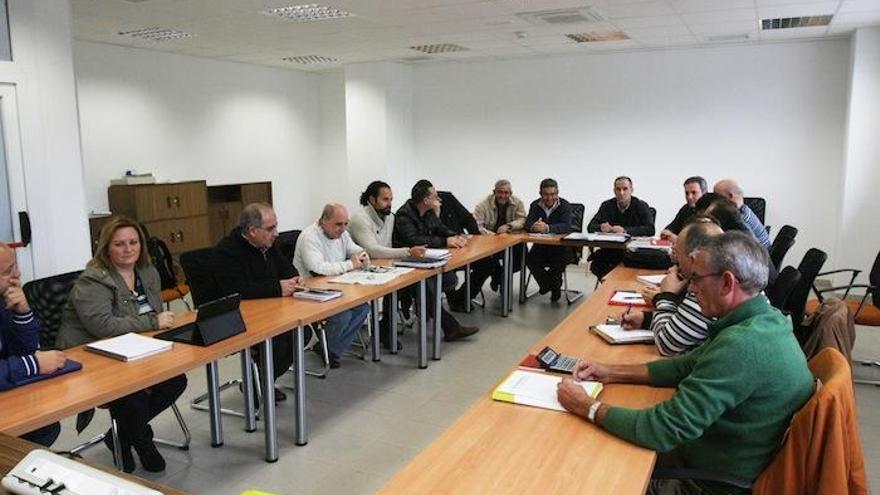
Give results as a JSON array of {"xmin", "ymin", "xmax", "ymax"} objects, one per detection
[
  {"xmin": 330, "ymin": 267, "xmax": 413, "ymax": 285},
  {"xmin": 591, "ymin": 324, "xmax": 655, "ymax": 344},
  {"xmin": 492, "ymin": 370, "xmax": 603, "ymax": 412},
  {"xmin": 564, "ymin": 232, "xmax": 629, "ymax": 242},
  {"xmin": 394, "ymin": 256, "xmax": 448, "ymax": 269},
  {"xmin": 608, "ymin": 290, "xmax": 649, "ymax": 307},
  {"xmin": 293, "ymin": 287, "xmax": 343, "ymax": 302},
  {"xmin": 424, "ymin": 249, "xmax": 451, "ymax": 259},
  {"xmin": 628, "ymin": 237, "xmax": 673, "ymax": 253},
  {"xmin": 637, "ymin": 274, "xmax": 666, "ymax": 286},
  {"xmin": 85, "ymin": 333, "xmax": 172, "ymax": 362}
]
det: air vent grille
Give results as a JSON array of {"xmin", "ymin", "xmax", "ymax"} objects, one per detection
[
  {"xmin": 409, "ymin": 43, "xmax": 469, "ymax": 54},
  {"xmin": 282, "ymin": 55, "xmax": 339, "ymax": 64},
  {"xmin": 262, "ymin": 4, "xmax": 353, "ymax": 22},
  {"xmin": 761, "ymin": 15, "xmax": 832, "ymax": 30},
  {"xmin": 518, "ymin": 7, "xmax": 605, "ymax": 26},
  {"xmin": 566, "ymin": 31, "xmax": 629, "ymax": 43},
  {"xmin": 118, "ymin": 27, "xmax": 193, "ymax": 42}
]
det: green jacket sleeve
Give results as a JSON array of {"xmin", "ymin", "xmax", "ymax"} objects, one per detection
[{"xmin": 601, "ymin": 339, "xmax": 758, "ymax": 453}]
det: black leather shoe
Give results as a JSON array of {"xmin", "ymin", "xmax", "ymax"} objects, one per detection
[
  {"xmin": 103, "ymin": 429, "xmax": 135, "ymax": 473},
  {"xmin": 132, "ymin": 440, "xmax": 165, "ymax": 472},
  {"xmin": 274, "ymin": 388, "xmax": 287, "ymax": 402},
  {"xmin": 550, "ymin": 288, "xmax": 562, "ymax": 302},
  {"xmin": 444, "ymin": 325, "xmax": 479, "ymax": 342}
]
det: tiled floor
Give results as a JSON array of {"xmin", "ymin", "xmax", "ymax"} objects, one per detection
[{"xmin": 54, "ymin": 268, "xmax": 879, "ymax": 494}]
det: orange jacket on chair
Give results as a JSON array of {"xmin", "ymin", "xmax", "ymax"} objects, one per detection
[{"xmin": 753, "ymin": 348, "xmax": 869, "ymax": 495}]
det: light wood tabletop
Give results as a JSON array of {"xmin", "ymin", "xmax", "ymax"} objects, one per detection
[
  {"xmin": 378, "ymin": 266, "xmax": 673, "ymax": 495},
  {"xmin": 442, "ymin": 234, "xmax": 523, "ymax": 271}
]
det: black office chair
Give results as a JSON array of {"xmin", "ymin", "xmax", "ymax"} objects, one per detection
[
  {"xmin": 274, "ymin": 230, "xmax": 301, "ymax": 266},
  {"xmin": 766, "ymin": 265, "xmax": 801, "ymax": 311},
  {"xmin": 784, "ymin": 248, "xmax": 828, "ymax": 341},
  {"xmin": 743, "ymin": 196, "xmax": 766, "ymax": 224},
  {"xmin": 769, "ymin": 225, "xmax": 798, "ymax": 271},
  {"xmin": 525, "ymin": 203, "xmax": 585, "ymax": 304},
  {"xmin": 23, "ymin": 271, "xmax": 190, "ymax": 468},
  {"xmin": 439, "ymin": 190, "xmax": 479, "ymax": 235}
]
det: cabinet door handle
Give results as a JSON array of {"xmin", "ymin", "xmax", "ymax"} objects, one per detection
[
  {"xmin": 166, "ymin": 196, "xmax": 174, "ymax": 208},
  {"xmin": 174, "ymin": 196, "xmax": 181, "ymax": 207},
  {"xmin": 169, "ymin": 232, "xmax": 176, "ymax": 243},
  {"xmin": 178, "ymin": 230, "xmax": 184, "ymax": 242}
]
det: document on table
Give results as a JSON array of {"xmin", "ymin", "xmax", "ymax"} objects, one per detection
[
  {"xmin": 85, "ymin": 333, "xmax": 172, "ymax": 362},
  {"xmin": 591, "ymin": 324, "xmax": 655, "ymax": 344},
  {"xmin": 424, "ymin": 249, "xmax": 451, "ymax": 259},
  {"xmin": 564, "ymin": 232, "xmax": 629, "ymax": 242},
  {"xmin": 636, "ymin": 274, "xmax": 666, "ymax": 286},
  {"xmin": 330, "ymin": 267, "xmax": 413, "ymax": 285},
  {"xmin": 492, "ymin": 370, "xmax": 603, "ymax": 412}
]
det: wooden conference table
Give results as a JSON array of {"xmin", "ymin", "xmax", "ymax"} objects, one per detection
[
  {"xmin": 379, "ymin": 266, "xmax": 673, "ymax": 495},
  {"xmin": 0, "ymin": 433, "xmax": 188, "ymax": 495}
]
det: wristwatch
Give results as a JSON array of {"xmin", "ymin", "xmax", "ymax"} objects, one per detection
[{"xmin": 587, "ymin": 401, "xmax": 602, "ymax": 424}]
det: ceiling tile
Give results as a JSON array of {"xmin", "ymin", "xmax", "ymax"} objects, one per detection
[
  {"xmin": 681, "ymin": 8, "xmax": 757, "ymax": 24},
  {"xmin": 611, "ymin": 15, "xmax": 684, "ymax": 29},
  {"xmin": 670, "ymin": 0, "xmax": 756, "ymax": 13},
  {"xmin": 839, "ymin": 0, "xmax": 880, "ymax": 12},
  {"xmin": 596, "ymin": 1, "xmax": 677, "ymax": 19}
]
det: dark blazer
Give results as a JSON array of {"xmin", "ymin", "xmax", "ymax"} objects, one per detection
[
  {"xmin": 587, "ymin": 196, "xmax": 655, "ymax": 236},
  {"xmin": 665, "ymin": 204, "xmax": 696, "ymax": 235},
  {"xmin": 393, "ymin": 200, "xmax": 456, "ymax": 249},
  {"xmin": 213, "ymin": 227, "xmax": 298, "ymax": 300},
  {"xmin": 524, "ymin": 198, "xmax": 573, "ymax": 234}
]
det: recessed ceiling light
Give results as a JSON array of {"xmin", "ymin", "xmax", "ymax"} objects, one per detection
[
  {"xmin": 410, "ymin": 43, "xmax": 469, "ymax": 54},
  {"xmin": 761, "ymin": 15, "xmax": 832, "ymax": 30},
  {"xmin": 118, "ymin": 27, "xmax": 194, "ymax": 42},
  {"xmin": 566, "ymin": 31, "xmax": 629, "ymax": 43},
  {"xmin": 282, "ymin": 55, "xmax": 339, "ymax": 64},
  {"xmin": 262, "ymin": 4, "xmax": 353, "ymax": 22}
]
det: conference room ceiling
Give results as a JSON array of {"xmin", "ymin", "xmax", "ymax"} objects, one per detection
[{"xmin": 72, "ymin": 0, "xmax": 880, "ymax": 71}]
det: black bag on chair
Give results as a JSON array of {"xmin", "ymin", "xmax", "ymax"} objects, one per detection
[{"xmin": 622, "ymin": 248, "xmax": 673, "ymax": 270}]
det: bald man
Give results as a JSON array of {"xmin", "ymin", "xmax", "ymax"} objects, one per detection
[
  {"xmin": 622, "ymin": 222, "xmax": 722, "ymax": 356},
  {"xmin": 713, "ymin": 179, "xmax": 770, "ymax": 249},
  {"xmin": 0, "ymin": 244, "xmax": 66, "ymax": 446},
  {"xmin": 294, "ymin": 204, "xmax": 370, "ymax": 368}
]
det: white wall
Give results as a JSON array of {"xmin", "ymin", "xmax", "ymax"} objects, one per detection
[
  {"xmin": 0, "ymin": 0, "xmax": 91, "ymax": 277},
  {"xmin": 411, "ymin": 40, "xmax": 851, "ymax": 266},
  {"xmin": 73, "ymin": 41, "xmax": 321, "ymax": 230},
  {"xmin": 838, "ymin": 27, "xmax": 880, "ymax": 275}
]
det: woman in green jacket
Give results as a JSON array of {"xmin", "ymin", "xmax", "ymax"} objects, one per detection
[{"xmin": 58, "ymin": 216, "xmax": 186, "ymax": 473}]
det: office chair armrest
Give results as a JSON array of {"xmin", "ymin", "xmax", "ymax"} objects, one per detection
[
  {"xmin": 814, "ymin": 269, "xmax": 861, "ymax": 300},
  {"xmin": 815, "ymin": 283, "xmax": 873, "ymax": 296},
  {"xmin": 816, "ymin": 268, "xmax": 861, "ymax": 278},
  {"xmin": 651, "ymin": 467, "xmax": 752, "ymax": 490}
]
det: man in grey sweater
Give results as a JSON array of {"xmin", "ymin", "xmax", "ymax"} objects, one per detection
[{"xmin": 349, "ymin": 181, "xmax": 426, "ymax": 349}]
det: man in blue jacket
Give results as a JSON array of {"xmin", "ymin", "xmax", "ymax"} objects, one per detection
[
  {"xmin": 0, "ymin": 244, "xmax": 67, "ymax": 446},
  {"xmin": 525, "ymin": 178, "xmax": 573, "ymax": 302}
]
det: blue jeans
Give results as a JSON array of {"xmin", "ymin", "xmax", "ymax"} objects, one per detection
[{"xmin": 324, "ymin": 303, "xmax": 370, "ymax": 356}]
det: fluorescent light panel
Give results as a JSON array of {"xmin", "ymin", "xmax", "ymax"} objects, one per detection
[
  {"xmin": 118, "ymin": 27, "xmax": 193, "ymax": 41},
  {"xmin": 282, "ymin": 55, "xmax": 338, "ymax": 64},
  {"xmin": 761, "ymin": 15, "xmax": 833, "ymax": 30},
  {"xmin": 262, "ymin": 4, "xmax": 353, "ymax": 22},
  {"xmin": 410, "ymin": 43, "xmax": 469, "ymax": 54},
  {"xmin": 566, "ymin": 31, "xmax": 629, "ymax": 42}
]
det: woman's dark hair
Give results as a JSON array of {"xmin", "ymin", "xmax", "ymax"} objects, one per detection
[{"xmin": 359, "ymin": 181, "xmax": 391, "ymax": 206}]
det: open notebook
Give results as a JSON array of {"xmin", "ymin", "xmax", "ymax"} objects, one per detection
[
  {"xmin": 591, "ymin": 324, "xmax": 654, "ymax": 344},
  {"xmin": 492, "ymin": 369, "xmax": 602, "ymax": 412}
]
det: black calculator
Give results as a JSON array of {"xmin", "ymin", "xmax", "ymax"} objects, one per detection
[{"xmin": 536, "ymin": 346, "xmax": 578, "ymax": 374}]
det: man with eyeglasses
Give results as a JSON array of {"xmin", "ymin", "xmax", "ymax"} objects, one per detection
[
  {"xmin": 557, "ymin": 232, "xmax": 813, "ymax": 495},
  {"xmin": 0, "ymin": 244, "xmax": 66, "ymax": 446},
  {"xmin": 621, "ymin": 221, "xmax": 721, "ymax": 356},
  {"xmin": 214, "ymin": 202, "xmax": 303, "ymax": 399}
]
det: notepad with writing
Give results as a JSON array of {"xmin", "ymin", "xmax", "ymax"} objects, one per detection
[
  {"xmin": 591, "ymin": 324, "xmax": 655, "ymax": 344},
  {"xmin": 492, "ymin": 369, "xmax": 602, "ymax": 412},
  {"xmin": 608, "ymin": 290, "xmax": 649, "ymax": 307},
  {"xmin": 85, "ymin": 333, "xmax": 173, "ymax": 362}
]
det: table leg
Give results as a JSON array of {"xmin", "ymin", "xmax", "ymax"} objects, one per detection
[
  {"xmin": 371, "ymin": 299, "xmax": 381, "ymax": 362},
  {"xmin": 418, "ymin": 279, "xmax": 427, "ymax": 369},
  {"xmin": 390, "ymin": 290, "xmax": 399, "ymax": 355},
  {"xmin": 260, "ymin": 339, "xmax": 277, "ymax": 462},
  {"xmin": 240, "ymin": 351, "xmax": 256, "ymax": 433},
  {"xmin": 206, "ymin": 361, "xmax": 223, "ymax": 448},
  {"xmin": 433, "ymin": 273, "xmax": 442, "ymax": 361},
  {"xmin": 519, "ymin": 242, "xmax": 528, "ymax": 304},
  {"xmin": 502, "ymin": 246, "xmax": 510, "ymax": 317},
  {"xmin": 294, "ymin": 325, "xmax": 308, "ymax": 446},
  {"xmin": 465, "ymin": 263, "xmax": 472, "ymax": 313}
]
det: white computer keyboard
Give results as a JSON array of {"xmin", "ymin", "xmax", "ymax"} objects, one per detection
[{"xmin": 2, "ymin": 449, "xmax": 163, "ymax": 495}]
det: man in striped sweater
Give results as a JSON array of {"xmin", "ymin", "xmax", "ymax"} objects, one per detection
[
  {"xmin": 621, "ymin": 221, "xmax": 722, "ymax": 356},
  {"xmin": 0, "ymin": 244, "xmax": 67, "ymax": 446}
]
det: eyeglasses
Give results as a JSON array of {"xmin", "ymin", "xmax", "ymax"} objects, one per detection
[{"xmin": 688, "ymin": 271, "xmax": 724, "ymax": 283}]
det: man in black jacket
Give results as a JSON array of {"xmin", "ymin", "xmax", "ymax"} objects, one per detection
[
  {"xmin": 394, "ymin": 180, "xmax": 479, "ymax": 341},
  {"xmin": 525, "ymin": 178, "xmax": 573, "ymax": 302},
  {"xmin": 587, "ymin": 176, "xmax": 655, "ymax": 280},
  {"xmin": 660, "ymin": 176, "xmax": 706, "ymax": 242},
  {"xmin": 213, "ymin": 203, "xmax": 304, "ymax": 401}
]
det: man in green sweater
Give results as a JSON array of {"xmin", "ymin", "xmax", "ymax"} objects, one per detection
[{"xmin": 558, "ymin": 231, "xmax": 814, "ymax": 495}]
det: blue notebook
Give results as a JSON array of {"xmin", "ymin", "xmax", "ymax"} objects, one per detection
[{"xmin": 11, "ymin": 359, "xmax": 82, "ymax": 387}]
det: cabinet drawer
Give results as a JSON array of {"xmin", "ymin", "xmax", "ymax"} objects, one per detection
[
  {"xmin": 144, "ymin": 216, "xmax": 210, "ymax": 255},
  {"xmin": 109, "ymin": 181, "xmax": 207, "ymax": 222}
]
